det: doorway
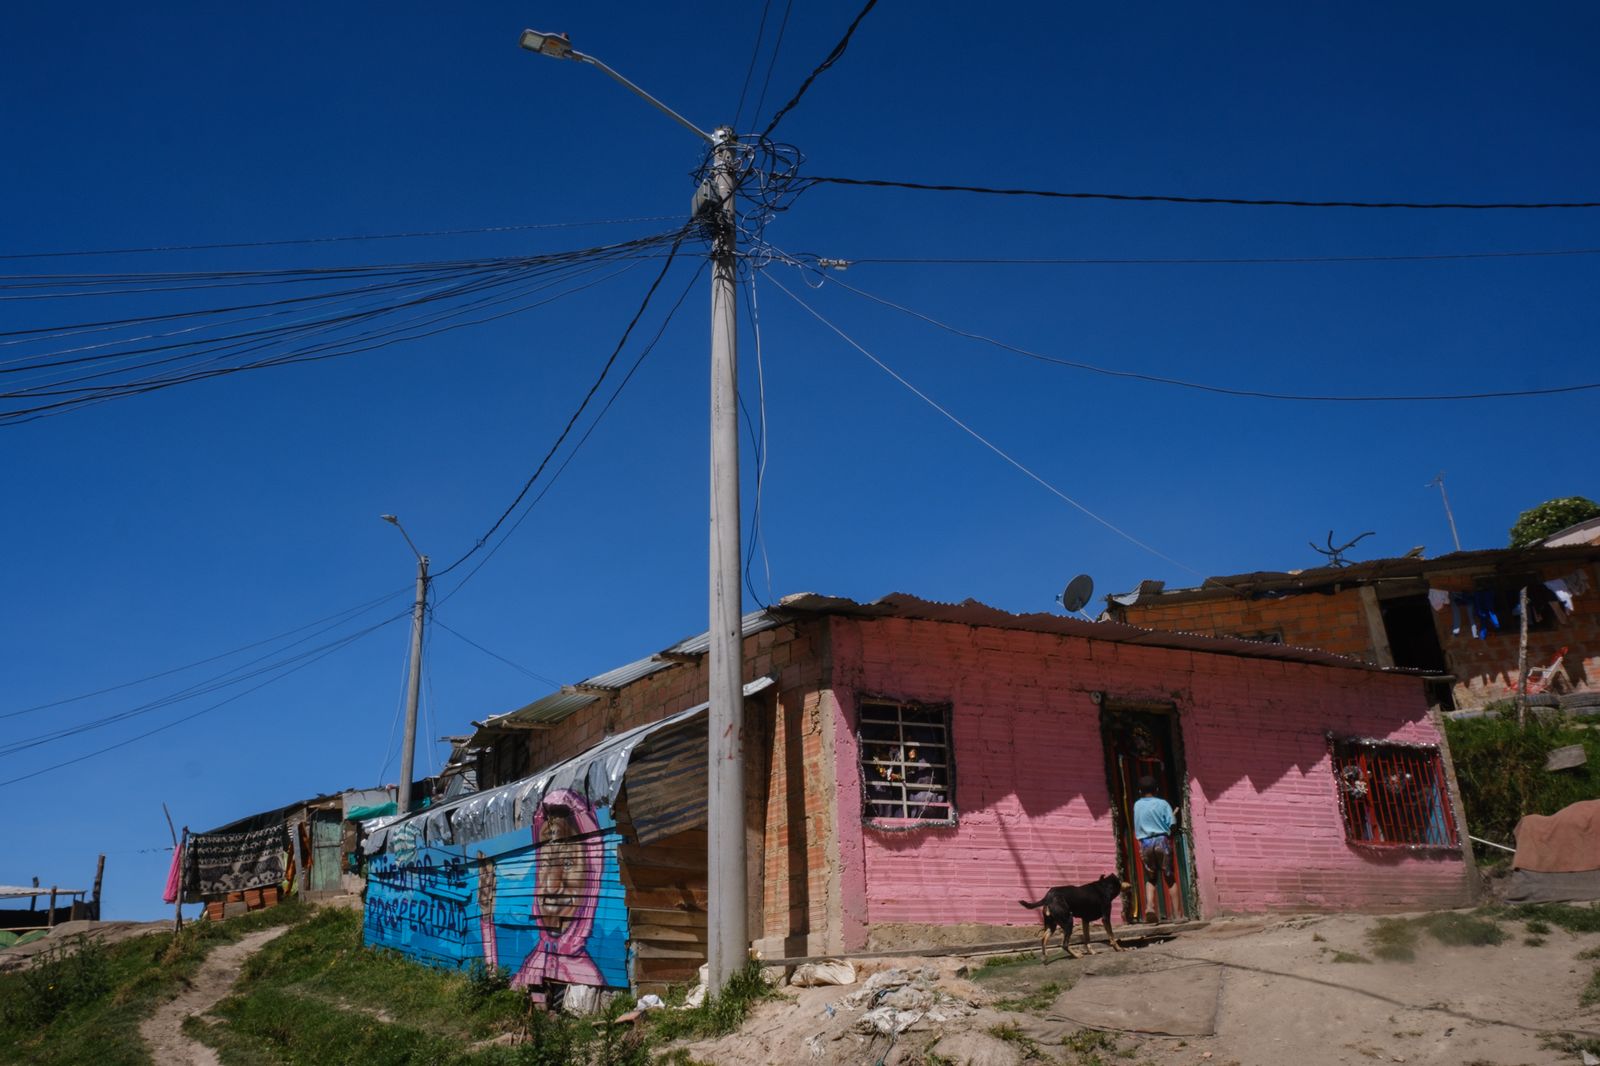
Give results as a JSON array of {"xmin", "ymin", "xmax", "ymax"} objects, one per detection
[
  {"xmin": 309, "ymin": 810, "xmax": 343, "ymax": 893},
  {"xmin": 1100, "ymin": 701, "xmax": 1195, "ymax": 922},
  {"xmin": 1379, "ymin": 594, "xmax": 1455, "ymax": 710}
]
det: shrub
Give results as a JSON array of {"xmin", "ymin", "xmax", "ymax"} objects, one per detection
[
  {"xmin": 1, "ymin": 937, "xmax": 113, "ymax": 1030},
  {"xmin": 1508, "ymin": 496, "xmax": 1600, "ymax": 548},
  {"xmin": 1442, "ymin": 716, "xmax": 1600, "ymax": 845}
]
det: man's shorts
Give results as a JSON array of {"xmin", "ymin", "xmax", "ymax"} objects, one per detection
[{"xmin": 1139, "ymin": 835, "xmax": 1170, "ymax": 867}]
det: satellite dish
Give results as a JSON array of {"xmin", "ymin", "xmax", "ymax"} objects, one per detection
[{"xmin": 1059, "ymin": 574, "xmax": 1095, "ymax": 614}]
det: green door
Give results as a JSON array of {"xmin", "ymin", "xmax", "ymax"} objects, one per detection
[{"xmin": 310, "ymin": 812, "xmax": 343, "ymax": 892}]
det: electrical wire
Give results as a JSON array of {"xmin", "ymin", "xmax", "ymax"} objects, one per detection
[
  {"xmin": 825, "ymin": 247, "xmax": 1600, "ymax": 266},
  {"xmin": 432, "ymin": 618, "xmax": 562, "ymax": 689},
  {"xmin": 760, "ymin": 0, "xmax": 880, "ymax": 138},
  {"xmin": 0, "ymin": 215, "xmax": 684, "ymax": 261},
  {"xmin": 762, "ymin": 268, "xmax": 1205, "ymax": 578},
  {"xmin": 751, "ymin": 0, "xmax": 795, "ymax": 128},
  {"xmin": 807, "ymin": 265, "xmax": 1600, "ymax": 402},
  {"xmin": 433, "ymin": 259, "xmax": 709, "ymax": 607},
  {"xmin": 741, "ymin": 276, "xmax": 775, "ymax": 607},
  {"xmin": 733, "ymin": 0, "xmax": 776, "ymax": 132},
  {"xmin": 432, "ymin": 225, "xmax": 696, "ymax": 581},
  {"xmin": 0, "ymin": 233, "xmax": 683, "ymax": 425},
  {"xmin": 800, "ymin": 175, "xmax": 1600, "ymax": 210},
  {"xmin": 0, "ymin": 615, "xmax": 402, "ymax": 789},
  {"xmin": 0, "ymin": 606, "xmax": 414, "ymax": 756},
  {"xmin": 0, "ymin": 586, "xmax": 408, "ymax": 720}
]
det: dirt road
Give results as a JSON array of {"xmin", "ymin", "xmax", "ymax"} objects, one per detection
[{"xmin": 138, "ymin": 925, "xmax": 289, "ymax": 1066}]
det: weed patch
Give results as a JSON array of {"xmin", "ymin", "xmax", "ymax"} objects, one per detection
[
  {"xmin": 647, "ymin": 961, "xmax": 776, "ymax": 1043},
  {"xmin": 993, "ymin": 981, "xmax": 1062, "ymax": 1013},
  {"xmin": 1330, "ymin": 951, "xmax": 1370, "ymax": 964},
  {"xmin": 1366, "ymin": 911, "xmax": 1507, "ymax": 962}
]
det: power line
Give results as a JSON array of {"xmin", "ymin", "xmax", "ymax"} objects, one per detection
[
  {"xmin": 762, "ymin": 269, "xmax": 1204, "ymax": 578},
  {"xmin": 827, "ymin": 247, "xmax": 1600, "ymax": 266},
  {"xmin": 0, "ymin": 586, "xmax": 408, "ymax": 720},
  {"xmin": 733, "ymin": 0, "xmax": 775, "ymax": 131},
  {"xmin": 432, "ymin": 618, "xmax": 562, "ymax": 688},
  {"xmin": 800, "ymin": 175, "xmax": 1600, "ymax": 210},
  {"xmin": 751, "ymin": 0, "xmax": 795, "ymax": 128},
  {"xmin": 433, "ymin": 226, "xmax": 696, "ymax": 580},
  {"xmin": 434, "ymin": 259, "xmax": 709, "ymax": 607},
  {"xmin": 0, "ymin": 615, "xmax": 400, "ymax": 789},
  {"xmin": 808, "ymin": 265, "xmax": 1600, "ymax": 402},
  {"xmin": 0, "ymin": 606, "xmax": 413, "ymax": 755},
  {"xmin": 0, "ymin": 215, "xmax": 684, "ymax": 262},
  {"xmin": 760, "ymin": 0, "xmax": 879, "ymax": 138}
]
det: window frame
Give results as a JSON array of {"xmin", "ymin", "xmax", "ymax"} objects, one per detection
[
  {"xmin": 856, "ymin": 696, "xmax": 957, "ymax": 830},
  {"xmin": 1327, "ymin": 734, "xmax": 1459, "ymax": 851}
]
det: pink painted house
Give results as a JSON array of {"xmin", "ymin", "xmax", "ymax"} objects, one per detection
[{"xmin": 461, "ymin": 592, "xmax": 1474, "ymax": 983}]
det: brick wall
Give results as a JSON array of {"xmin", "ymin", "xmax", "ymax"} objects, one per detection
[
  {"xmin": 493, "ymin": 621, "xmax": 840, "ymax": 959},
  {"xmin": 826, "ymin": 616, "xmax": 1471, "ymax": 948},
  {"xmin": 1430, "ymin": 562, "xmax": 1599, "ymax": 707},
  {"xmin": 1119, "ymin": 588, "xmax": 1378, "ymax": 661}
]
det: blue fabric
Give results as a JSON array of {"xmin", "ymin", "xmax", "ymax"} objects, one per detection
[{"xmin": 1133, "ymin": 796, "xmax": 1174, "ymax": 840}]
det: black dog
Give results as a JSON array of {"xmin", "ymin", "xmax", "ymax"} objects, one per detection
[{"xmin": 1018, "ymin": 874, "xmax": 1127, "ymax": 962}]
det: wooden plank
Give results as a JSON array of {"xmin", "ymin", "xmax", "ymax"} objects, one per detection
[
  {"xmin": 626, "ymin": 908, "xmax": 707, "ymax": 928},
  {"xmin": 630, "ymin": 924, "xmax": 705, "ymax": 944},
  {"xmin": 633, "ymin": 943, "xmax": 706, "ymax": 960},
  {"xmin": 1546, "ymin": 744, "xmax": 1588, "ymax": 772},
  {"xmin": 618, "ymin": 845, "xmax": 707, "ymax": 871},
  {"xmin": 626, "ymin": 886, "xmax": 708, "ymax": 911},
  {"xmin": 620, "ymin": 866, "xmax": 707, "ymax": 890}
]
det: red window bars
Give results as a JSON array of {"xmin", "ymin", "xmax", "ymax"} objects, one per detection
[
  {"xmin": 859, "ymin": 699, "xmax": 955, "ymax": 826},
  {"xmin": 1330, "ymin": 738, "xmax": 1457, "ymax": 848}
]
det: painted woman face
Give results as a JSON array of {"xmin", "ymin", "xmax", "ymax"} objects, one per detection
[{"xmin": 536, "ymin": 812, "xmax": 584, "ymax": 934}]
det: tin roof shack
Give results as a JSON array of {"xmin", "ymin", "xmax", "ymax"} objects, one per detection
[
  {"xmin": 364, "ymin": 592, "xmax": 1471, "ymax": 1001},
  {"xmin": 0, "ymin": 857, "xmax": 104, "ymax": 936},
  {"xmin": 1105, "ymin": 544, "xmax": 1600, "ymax": 712},
  {"xmin": 186, "ymin": 786, "xmax": 401, "ymax": 919}
]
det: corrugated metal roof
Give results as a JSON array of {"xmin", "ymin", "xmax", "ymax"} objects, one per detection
[
  {"xmin": 777, "ymin": 591, "xmax": 1427, "ymax": 675},
  {"xmin": 479, "ymin": 609, "xmax": 785, "ymax": 730},
  {"xmin": 1110, "ymin": 542, "xmax": 1600, "ymax": 607}
]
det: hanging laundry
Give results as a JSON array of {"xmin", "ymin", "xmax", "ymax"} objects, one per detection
[
  {"xmin": 1566, "ymin": 567, "xmax": 1593, "ymax": 597},
  {"xmin": 1449, "ymin": 591, "xmax": 1472, "ymax": 637},
  {"xmin": 162, "ymin": 843, "xmax": 184, "ymax": 905},
  {"xmin": 1427, "ymin": 589, "xmax": 1450, "ymax": 612},
  {"xmin": 1470, "ymin": 589, "xmax": 1500, "ymax": 638},
  {"xmin": 1528, "ymin": 582, "xmax": 1566, "ymax": 625},
  {"xmin": 1546, "ymin": 578, "xmax": 1576, "ymax": 614}
]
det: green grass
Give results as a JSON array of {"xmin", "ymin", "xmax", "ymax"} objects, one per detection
[
  {"xmin": 1330, "ymin": 951, "xmax": 1370, "ymax": 964},
  {"xmin": 646, "ymin": 961, "xmax": 776, "ymax": 1043},
  {"xmin": 1583, "ymin": 970, "xmax": 1600, "ymax": 1009},
  {"xmin": 993, "ymin": 981, "xmax": 1062, "ymax": 1013},
  {"xmin": 1060, "ymin": 1026, "xmax": 1126, "ymax": 1066},
  {"xmin": 0, "ymin": 900, "xmax": 313, "ymax": 1066},
  {"xmin": 1443, "ymin": 716, "xmax": 1600, "ymax": 847},
  {"xmin": 1365, "ymin": 911, "xmax": 1507, "ymax": 963}
]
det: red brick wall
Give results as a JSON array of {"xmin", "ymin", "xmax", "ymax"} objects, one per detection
[
  {"xmin": 1119, "ymin": 588, "xmax": 1378, "ymax": 661},
  {"xmin": 826, "ymin": 616, "xmax": 1470, "ymax": 946},
  {"xmin": 1430, "ymin": 562, "xmax": 1600, "ymax": 706},
  {"xmin": 502, "ymin": 622, "xmax": 839, "ymax": 957}
]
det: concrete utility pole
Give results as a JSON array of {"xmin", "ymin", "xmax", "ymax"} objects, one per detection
[
  {"xmin": 517, "ymin": 30, "xmax": 748, "ymax": 992},
  {"xmin": 705, "ymin": 125, "xmax": 748, "ymax": 993},
  {"xmin": 383, "ymin": 514, "xmax": 429, "ymax": 813}
]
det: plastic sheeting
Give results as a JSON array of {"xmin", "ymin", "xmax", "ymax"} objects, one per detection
[{"xmin": 363, "ymin": 678, "xmax": 774, "ymax": 857}]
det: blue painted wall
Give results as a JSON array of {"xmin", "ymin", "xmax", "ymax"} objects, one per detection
[{"xmin": 364, "ymin": 795, "xmax": 630, "ymax": 992}]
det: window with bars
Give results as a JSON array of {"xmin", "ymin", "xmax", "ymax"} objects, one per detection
[
  {"xmin": 1329, "ymin": 738, "xmax": 1457, "ymax": 848},
  {"xmin": 858, "ymin": 698, "xmax": 955, "ymax": 827}
]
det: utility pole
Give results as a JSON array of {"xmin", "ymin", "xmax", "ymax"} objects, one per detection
[
  {"xmin": 517, "ymin": 30, "xmax": 748, "ymax": 992},
  {"xmin": 1428, "ymin": 472, "xmax": 1463, "ymax": 552},
  {"xmin": 383, "ymin": 514, "xmax": 429, "ymax": 814},
  {"xmin": 705, "ymin": 125, "xmax": 747, "ymax": 993}
]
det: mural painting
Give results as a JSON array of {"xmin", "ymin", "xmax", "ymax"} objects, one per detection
[{"xmin": 364, "ymin": 789, "xmax": 629, "ymax": 996}]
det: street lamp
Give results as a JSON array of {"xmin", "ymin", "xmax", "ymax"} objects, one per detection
[
  {"xmin": 518, "ymin": 30, "xmax": 748, "ymax": 993},
  {"xmin": 382, "ymin": 514, "xmax": 429, "ymax": 815}
]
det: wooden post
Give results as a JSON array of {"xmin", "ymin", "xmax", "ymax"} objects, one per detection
[
  {"xmin": 1515, "ymin": 586, "xmax": 1531, "ymax": 728},
  {"xmin": 163, "ymin": 802, "xmax": 185, "ymax": 932},
  {"xmin": 47, "ymin": 887, "xmax": 57, "ymax": 928},
  {"xmin": 29, "ymin": 876, "xmax": 38, "ymax": 912},
  {"xmin": 91, "ymin": 854, "xmax": 106, "ymax": 921}
]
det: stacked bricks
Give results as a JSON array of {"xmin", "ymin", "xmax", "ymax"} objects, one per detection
[{"xmin": 1120, "ymin": 587, "xmax": 1378, "ymax": 662}]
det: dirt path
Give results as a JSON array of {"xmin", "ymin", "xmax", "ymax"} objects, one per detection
[{"xmin": 139, "ymin": 925, "xmax": 290, "ymax": 1066}]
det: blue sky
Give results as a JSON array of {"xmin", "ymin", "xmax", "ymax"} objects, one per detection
[{"xmin": 2, "ymin": 3, "xmax": 1595, "ymax": 919}]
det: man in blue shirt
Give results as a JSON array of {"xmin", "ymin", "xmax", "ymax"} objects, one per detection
[{"xmin": 1132, "ymin": 776, "xmax": 1179, "ymax": 923}]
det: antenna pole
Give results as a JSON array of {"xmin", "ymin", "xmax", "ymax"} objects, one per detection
[{"xmin": 1429, "ymin": 472, "xmax": 1463, "ymax": 552}]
